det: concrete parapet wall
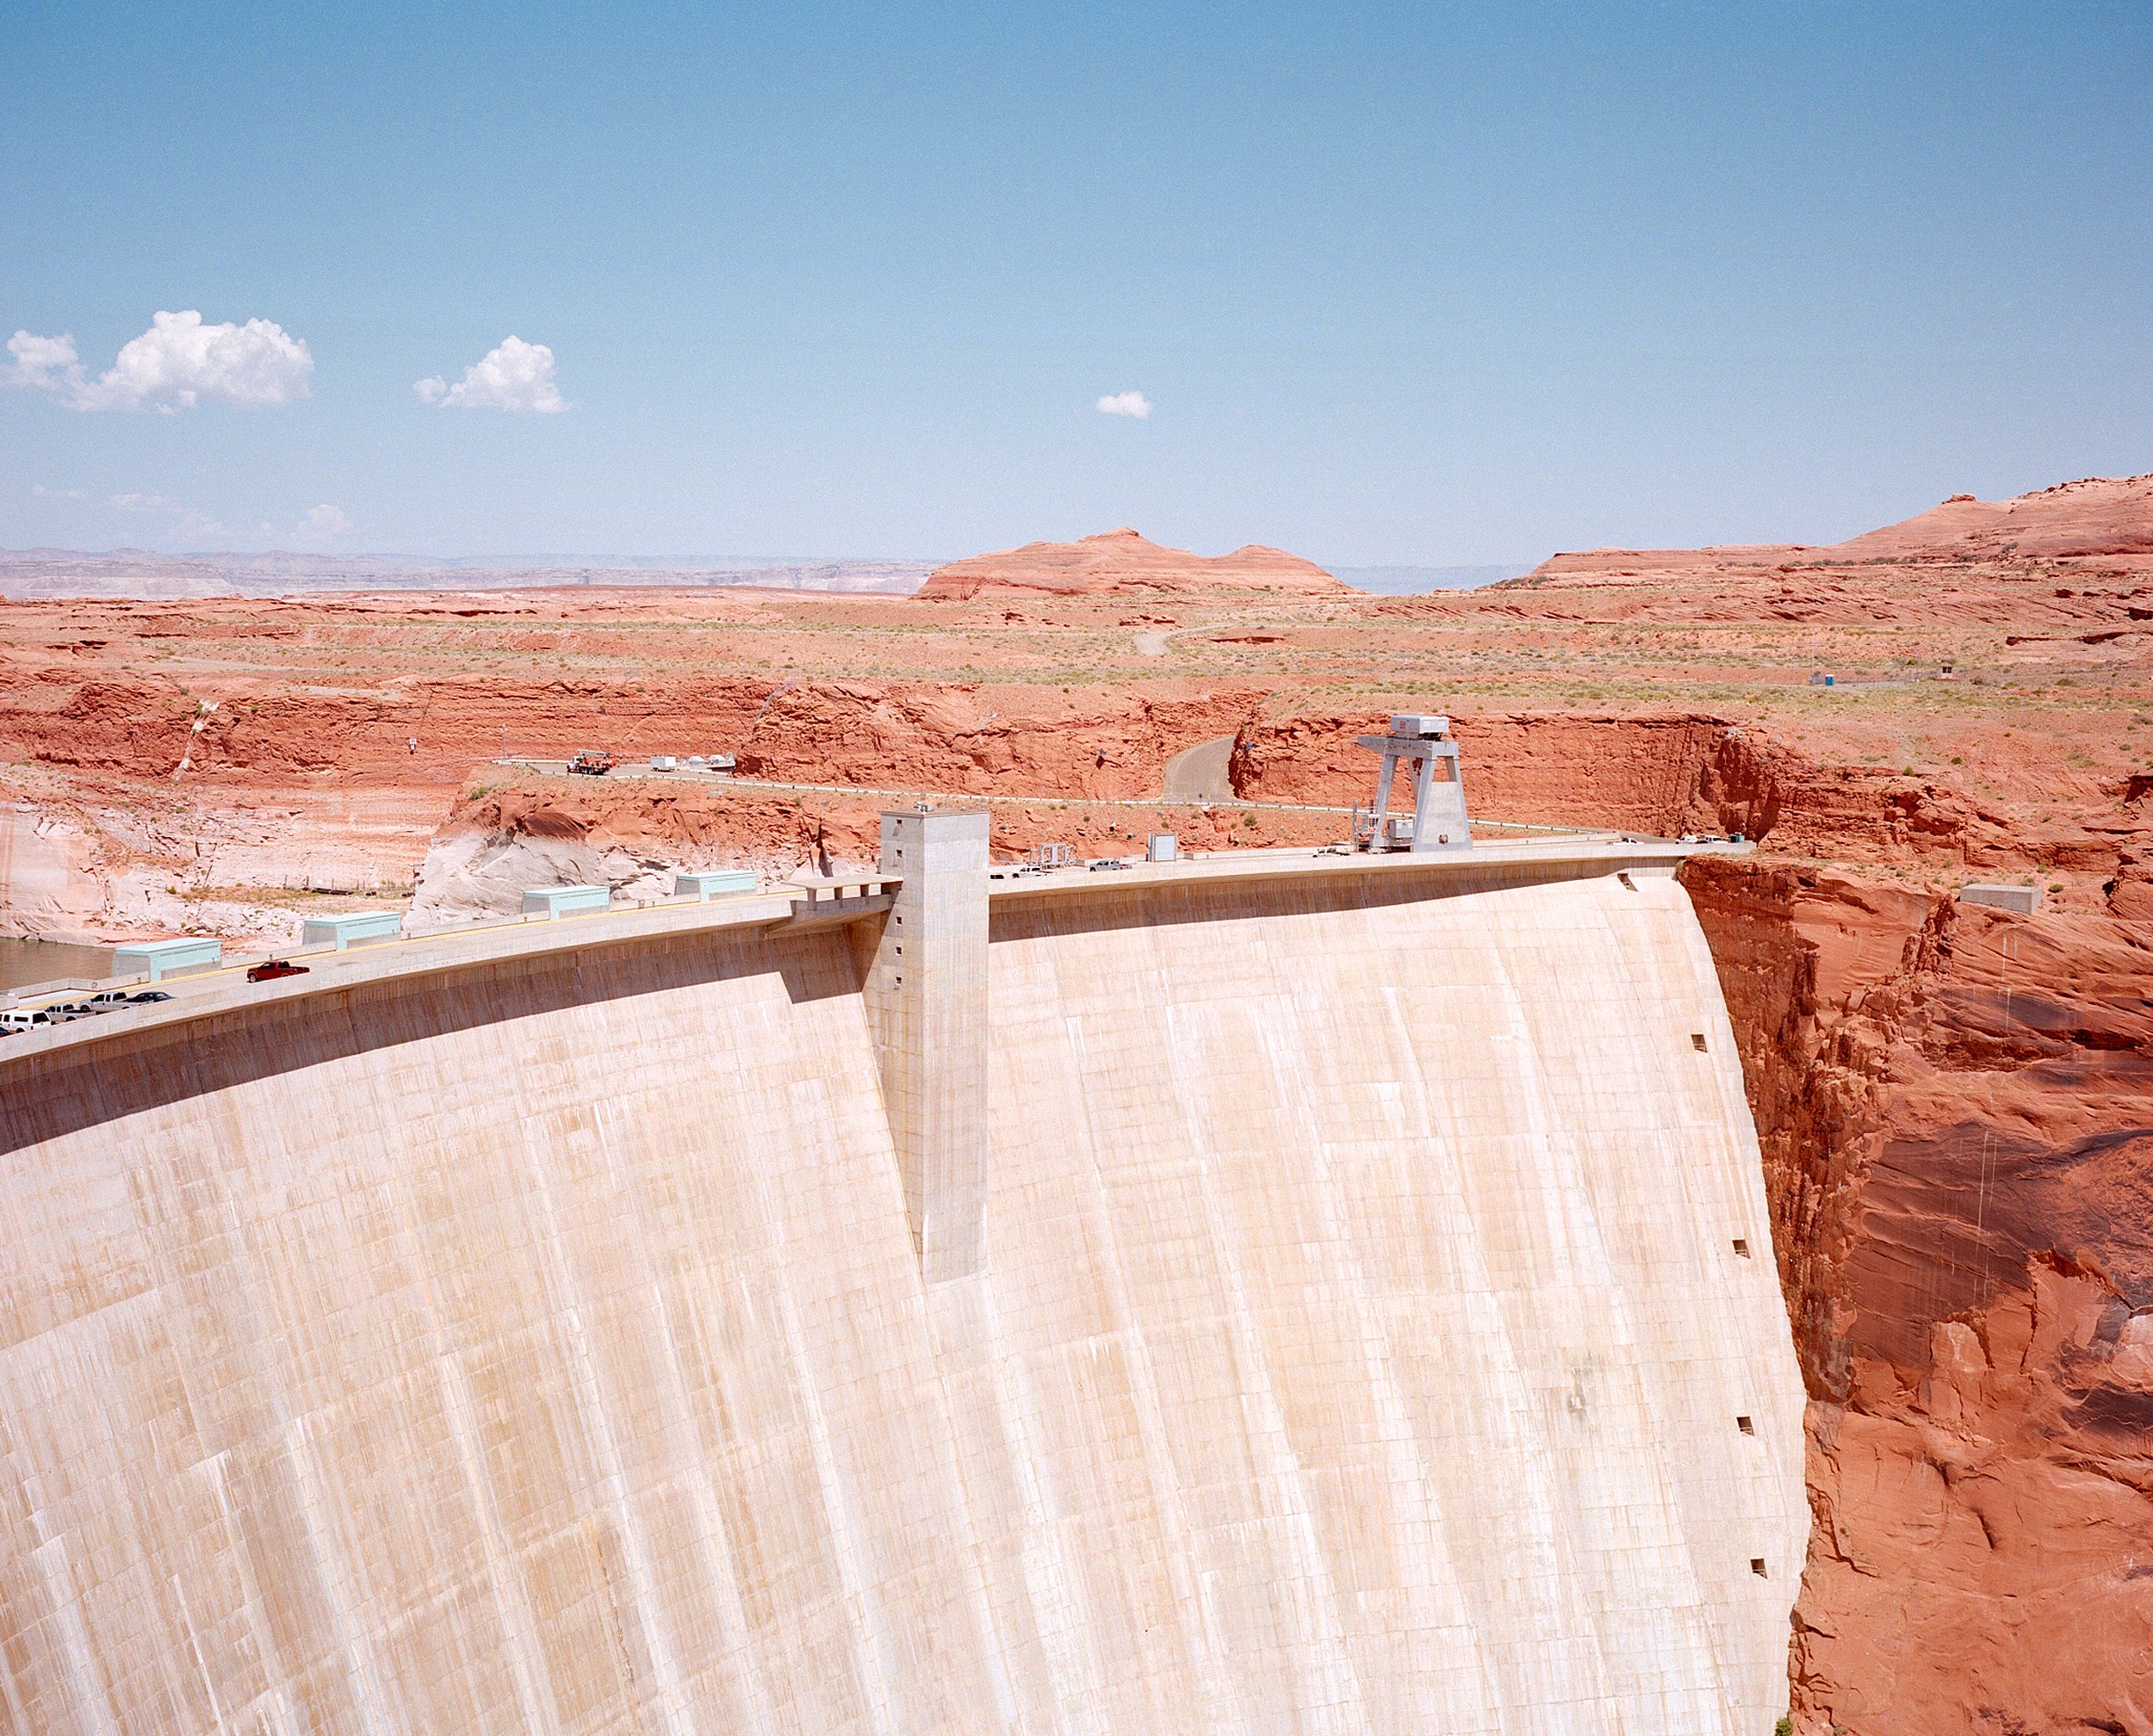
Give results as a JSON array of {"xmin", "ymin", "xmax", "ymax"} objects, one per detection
[{"xmin": 0, "ymin": 852, "xmax": 1803, "ymax": 1734}]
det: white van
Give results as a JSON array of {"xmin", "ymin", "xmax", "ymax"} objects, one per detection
[{"xmin": 0, "ymin": 1008, "xmax": 52, "ymax": 1032}]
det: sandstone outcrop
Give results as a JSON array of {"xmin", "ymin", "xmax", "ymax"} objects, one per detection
[
  {"xmin": 0, "ymin": 673, "xmax": 1262, "ymax": 806},
  {"xmin": 917, "ymin": 526, "xmax": 1347, "ymax": 599},
  {"xmin": 1225, "ymin": 710, "xmax": 2103, "ymax": 874},
  {"xmin": 1827, "ymin": 471, "xmax": 2153, "ymax": 561},
  {"xmin": 1521, "ymin": 472, "xmax": 2153, "ymax": 596}
]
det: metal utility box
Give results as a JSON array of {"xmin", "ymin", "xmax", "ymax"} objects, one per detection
[
  {"xmin": 300, "ymin": 910, "xmax": 403, "ymax": 951},
  {"xmin": 1959, "ymin": 883, "xmax": 2042, "ymax": 914},
  {"xmin": 1147, "ymin": 833, "xmax": 1178, "ymax": 863}
]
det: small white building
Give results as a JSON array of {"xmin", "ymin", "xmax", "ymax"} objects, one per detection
[
  {"xmin": 523, "ymin": 884, "xmax": 611, "ymax": 919},
  {"xmin": 111, "ymin": 936, "xmax": 223, "ymax": 982},
  {"xmin": 301, "ymin": 910, "xmax": 403, "ymax": 951},
  {"xmin": 675, "ymin": 871, "xmax": 758, "ymax": 901}
]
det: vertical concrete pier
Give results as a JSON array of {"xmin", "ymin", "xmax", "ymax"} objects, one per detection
[{"xmin": 866, "ymin": 808, "xmax": 990, "ymax": 1281}]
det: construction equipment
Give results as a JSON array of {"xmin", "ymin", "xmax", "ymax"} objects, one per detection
[{"xmin": 568, "ymin": 749, "xmax": 617, "ymax": 777}]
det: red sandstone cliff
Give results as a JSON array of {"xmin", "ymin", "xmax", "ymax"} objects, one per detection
[
  {"xmin": 1225, "ymin": 710, "xmax": 2091, "ymax": 872},
  {"xmin": 917, "ymin": 527, "xmax": 1346, "ymax": 600},
  {"xmin": 0, "ymin": 675, "xmax": 1265, "ymax": 803},
  {"xmin": 1684, "ymin": 859, "xmax": 2153, "ymax": 1735}
]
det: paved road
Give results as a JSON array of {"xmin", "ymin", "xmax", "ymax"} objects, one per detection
[{"xmin": 1161, "ymin": 735, "xmax": 1236, "ymax": 802}]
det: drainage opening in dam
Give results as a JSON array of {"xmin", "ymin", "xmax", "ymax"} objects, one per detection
[
  {"xmin": 1752, "ymin": 1559, "xmax": 1770, "ymax": 1578},
  {"xmin": 1734, "ymin": 1237, "xmax": 1753, "ymax": 1257},
  {"xmin": 1691, "ymin": 1032, "xmax": 1709, "ymax": 1051},
  {"xmin": 1738, "ymin": 1416, "xmax": 1755, "ymax": 1435}
]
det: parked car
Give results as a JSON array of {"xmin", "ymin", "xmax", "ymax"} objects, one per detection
[
  {"xmin": 128, "ymin": 989, "xmax": 173, "ymax": 1004},
  {"xmin": 0, "ymin": 1008, "xmax": 51, "ymax": 1033},
  {"xmin": 46, "ymin": 1001, "xmax": 95, "ymax": 1022},
  {"xmin": 84, "ymin": 989, "xmax": 133, "ymax": 1010},
  {"xmin": 246, "ymin": 959, "xmax": 310, "ymax": 983}
]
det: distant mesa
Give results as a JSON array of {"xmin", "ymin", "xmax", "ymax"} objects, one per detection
[
  {"xmin": 1524, "ymin": 472, "xmax": 2153, "ymax": 580},
  {"xmin": 917, "ymin": 526, "xmax": 1349, "ymax": 600},
  {"xmin": 1827, "ymin": 472, "xmax": 2153, "ymax": 561}
]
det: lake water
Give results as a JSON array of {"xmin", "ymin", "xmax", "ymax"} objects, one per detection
[{"xmin": 0, "ymin": 936, "xmax": 115, "ymax": 991}]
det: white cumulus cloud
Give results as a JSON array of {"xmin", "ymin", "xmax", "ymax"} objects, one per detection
[
  {"xmin": 1096, "ymin": 390, "xmax": 1151, "ymax": 419},
  {"xmin": 415, "ymin": 336, "xmax": 566, "ymax": 413},
  {"xmin": 302, "ymin": 503, "xmax": 352, "ymax": 536},
  {"xmin": 8, "ymin": 312, "xmax": 313, "ymax": 412},
  {"xmin": 31, "ymin": 482, "xmax": 87, "ymax": 499},
  {"xmin": 8, "ymin": 332, "xmax": 87, "ymax": 399}
]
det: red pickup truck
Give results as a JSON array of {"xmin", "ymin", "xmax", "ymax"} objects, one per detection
[{"xmin": 246, "ymin": 959, "xmax": 310, "ymax": 983}]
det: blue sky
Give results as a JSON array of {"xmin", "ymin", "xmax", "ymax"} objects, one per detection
[{"xmin": 3, "ymin": 2, "xmax": 2149, "ymax": 566}]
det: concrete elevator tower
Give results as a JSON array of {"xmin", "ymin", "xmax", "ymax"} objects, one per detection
[
  {"xmin": 866, "ymin": 808, "xmax": 990, "ymax": 1282},
  {"xmin": 1356, "ymin": 713, "xmax": 1473, "ymax": 853}
]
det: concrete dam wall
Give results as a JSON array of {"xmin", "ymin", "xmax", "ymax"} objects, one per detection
[{"xmin": 0, "ymin": 834, "xmax": 1806, "ymax": 1734}]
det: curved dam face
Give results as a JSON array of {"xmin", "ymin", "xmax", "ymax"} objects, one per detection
[{"xmin": 0, "ymin": 840, "xmax": 1805, "ymax": 1735}]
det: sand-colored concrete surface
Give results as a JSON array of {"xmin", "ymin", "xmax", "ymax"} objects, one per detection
[{"xmin": 0, "ymin": 853, "xmax": 1802, "ymax": 1734}]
